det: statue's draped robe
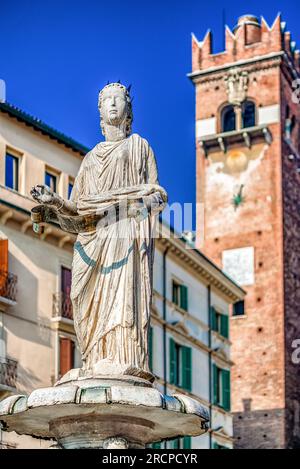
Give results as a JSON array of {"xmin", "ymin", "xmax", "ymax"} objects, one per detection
[{"xmin": 70, "ymin": 134, "xmax": 167, "ymax": 372}]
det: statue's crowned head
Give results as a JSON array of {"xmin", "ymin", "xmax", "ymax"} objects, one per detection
[{"xmin": 98, "ymin": 82, "xmax": 133, "ymax": 138}]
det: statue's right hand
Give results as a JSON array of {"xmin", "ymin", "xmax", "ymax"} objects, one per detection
[{"xmin": 30, "ymin": 185, "xmax": 56, "ymax": 205}]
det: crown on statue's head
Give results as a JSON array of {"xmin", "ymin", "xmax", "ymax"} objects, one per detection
[{"xmin": 98, "ymin": 81, "xmax": 132, "ymax": 110}]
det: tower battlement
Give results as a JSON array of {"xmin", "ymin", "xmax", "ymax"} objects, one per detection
[{"xmin": 192, "ymin": 14, "xmax": 300, "ymax": 74}]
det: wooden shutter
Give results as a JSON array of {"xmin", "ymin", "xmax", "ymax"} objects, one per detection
[
  {"xmin": 180, "ymin": 285, "xmax": 188, "ymax": 311},
  {"xmin": 210, "ymin": 306, "xmax": 217, "ymax": 331},
  {"xmin": 149, "ymin": 326, "xmax": 153, "ymax": 372},
  {"xmin": 0, "ymin": 239, "xmax": 8, "ymax": 272},
  {"xmin": 222, "ymin": 369, "xmax": 231, "ymax": 411},
  {"xmin": 212, "ymin": 363, "xmax": 218, "ymax": 405},
  {"xmin": 59, "ymin": 338, "xmax": 74, "ymax": 376},
  {"xmin": 181, "ymin": 346, "xmax": 192, "ymax": 391},
  {"xmin": 0, "ymin": 239, "xmax": 8, "ymax": 291},
  {"xmin": 169, "ymin": 337, "xmax": 177, "ymax": 385},
  {"xmin": 220, "ymin": 314, "xmax": 229, "ymax": 339}
]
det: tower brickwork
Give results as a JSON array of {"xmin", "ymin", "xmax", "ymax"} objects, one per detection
[{"xmin": 191, "ymin": 14, "xmax": 300, "ymax": 448}]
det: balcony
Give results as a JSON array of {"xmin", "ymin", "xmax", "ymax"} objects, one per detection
[
  {"xmin": 0, "ymin": 357, "xmax": 18, "ymax": 397},
  {"xmin": 198, "ymin": 124, "xmax": 272, "ymax": 157},
  {"xmin": 53, "ymin": 292, "xmax": 73, "ymax": 321},
  {"xmin": 0, "ymin": 270, "xmax": 17, "ymax": 306}
]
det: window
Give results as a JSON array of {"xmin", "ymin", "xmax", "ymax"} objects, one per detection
[
  {"xmin": 233, "ymin": 300, "xmax": 245, "ymax": 316},
  {"xmin": 221, "ymin": 101, "xmax": 256, "ymax": 132},
  {"xmin": 242, "ymin": 101, "xmax": 256, "ymax": 128},
  {"xmin": 221, "ymin": 105, "xmax": 236, "ymax": 132},
  {"xmin": 213, "ymin": 364, "xmax": 230, "ymax": 411},
  {"xmin": 211, "ymin": 306, "xmax": 229, "ymax": 338},
  {"xmin": 45, "ymin": 171, "xmax": 57, "ymax": 192},
  {"xmin": 68, "ymin": 182, "xmax": 74, "ymax": 199},
  {"xmin": 5, "ymin": 153, "xmax": 19, "ymax": 190},
  {"xmin": 169, "ymin": 338, "xmax": 192, "ymax": 391},
  {"xmin": 172, "ymin": 281, "xmax": 188, "ymax": 311}
]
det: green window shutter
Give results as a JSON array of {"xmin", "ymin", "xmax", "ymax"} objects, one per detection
[
  {"xmin": 213, "ymin": 442, "xmax": 219, "ymax": 449},
  {"xmin": 180, "ymin": 285, "xmax": 188, "ymax": 311},
  {"xmin": 220, "ymin": 314, "xmax": 229, "ymax": 339},
  {"xmin": 183, "ymin": 436, "xmax": 191, "ymax": 449},
  {"xmin": 172, "ymin": 281, "xmax": 178, "ymax": 305},
  {"xmin": 181, "ymin": 346, "xmax": 192, "ymax": 391},
  {"xmin": 222, "ymin": 369, "xmax": 231, "ymax": 411},
  {"xmin": 170, "ymin": 438, "xmax": 180, "ymax": 449},
  {"xmin": 149, "ymin": 326, "xmax": 153, "ymax": 372},
  {"xmin": 212, "ymin": 363, "xmax": 218, "ymax": 405},
  {"xmin": 210, "ymin": 306, "xmax": 217, "ymax": 331},
  {"xmin": 169, "ymin": 338, "xmax": 177, "ymax": 385},
  {"xmin": 152, "ymin": 441, "xmax": 161, "ymax": 449}
]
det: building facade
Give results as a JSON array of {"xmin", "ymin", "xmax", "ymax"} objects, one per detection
[
  {"xmin": 0, "ymin": 101, "xmax": 244, "ymax": 449},
  {"xmin": 190, "ymin": 14, "xmax": 300, "ymax": 448}
]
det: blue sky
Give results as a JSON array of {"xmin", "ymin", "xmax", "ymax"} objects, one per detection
[{"xmin": 1, "ymin": 1, "xmax": 300, "ymax": 228}]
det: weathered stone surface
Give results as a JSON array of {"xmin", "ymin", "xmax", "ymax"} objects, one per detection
[
  {"xmin": 12, "ymin": 396, "xmax": 28, "ymax": 414},
  {"xmin": 109, "ymin": 385, "xmax": 162, "ymax": 407},
  {"xmin": 0, "ymin": 395, "xmax": 25, "ymax": 416},
  {"xmin": 27, "ymin": 386, "xmax": 78, "ymax": 408},
  {"xmin": 79, "ymin": 387, "xmax": 107, "ymax": 404},
  {"xmin": 163, "ymin": 395, "xmax": 182, "ymax": 412},
  {"xmin": 174, "ymin": 393, "xmax": 210, "ymax": 420}
]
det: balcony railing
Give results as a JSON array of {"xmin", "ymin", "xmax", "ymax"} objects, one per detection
[
  {"xmin": 0, "ymin": 357, "xmax": 18, "ymax": 389},
  {"xmin": 53, "ymin": 292, "xmax": 73, "ymax": 320},
  {"xmin": 0, "ymin": 270, "xmax": 17, "ymax": 303}
]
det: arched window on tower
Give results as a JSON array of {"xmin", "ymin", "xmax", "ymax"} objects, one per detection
[
  {"xmin": 221, "ymin": 105, "xmax": 236, "ymax": 132},
  {"xmin": 242, "ymin": 101, "xmax": 256, "ymax": 129}
]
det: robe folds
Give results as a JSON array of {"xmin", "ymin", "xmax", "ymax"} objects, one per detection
[{"xmin": 70, "ymin": 133, "xmax": 167, "ymax": 371}]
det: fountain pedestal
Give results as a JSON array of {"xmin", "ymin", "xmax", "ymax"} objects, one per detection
[{"xmin": 0, "ymin": 377, "xmax": 209, "ymax": 449}]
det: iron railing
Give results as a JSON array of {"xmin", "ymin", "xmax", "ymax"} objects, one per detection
[
  {"xmin": 53, "ymin": 292, "xmax": 73, "ymax": 320},
  {"xmin": 0, "ymin": 357, "xmax": 17, "ymax": 389},
  {"xmin": 0, "ymin": 270, "xmax": 17, "ymax": 303}
]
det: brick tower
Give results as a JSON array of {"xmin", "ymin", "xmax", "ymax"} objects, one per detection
[{"xmin": 190, "ymin": 14, "xmax": 300, "ymax": 448}]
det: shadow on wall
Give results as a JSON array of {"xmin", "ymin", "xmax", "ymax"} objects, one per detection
[
  {"xmin": 4, "ymin": 249, "xmax": 54, "ymax": 394},
  {"xmin": 8, "ymin": 251, "xmax": 52, "ymax": 347},
  {"xmin": 14, "ymin": 361, "xmax": 42, "ymax": 395}
]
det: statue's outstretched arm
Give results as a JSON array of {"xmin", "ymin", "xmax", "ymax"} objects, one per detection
[{"xmin": 30, "ymin": 184, "xmax": 78, "ymax": 216}]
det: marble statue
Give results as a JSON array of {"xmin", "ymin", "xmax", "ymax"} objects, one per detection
[
  {"xmin": 31, "ymin": 82, "xmax": 167, "ymax": 381},
  {"xmin": 1, "ymin": 84, "xmax": 208, "ymax": 449}
]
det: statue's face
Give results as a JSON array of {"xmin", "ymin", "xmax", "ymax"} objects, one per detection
[{"xmin": 101, "ymin": 87, "xmax": 127, "ymax": 125}]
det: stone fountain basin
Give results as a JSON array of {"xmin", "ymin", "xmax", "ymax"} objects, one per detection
[{"xmin": 0, "ymin": 381, "xmax": 209, "ymax": 448}]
